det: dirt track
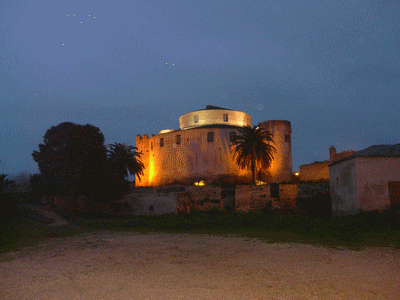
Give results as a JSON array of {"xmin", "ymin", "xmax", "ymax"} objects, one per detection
[{"xmin": 1, "ymin": 232, "xmax": 399, "ymax": 299}]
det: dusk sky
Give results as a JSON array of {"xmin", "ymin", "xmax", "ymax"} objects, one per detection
[{"xmin": 1, "ymin": 0, "xmax": 399, "ymax": 176}]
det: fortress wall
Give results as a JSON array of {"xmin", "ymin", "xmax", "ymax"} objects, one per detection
[
  {"xmin": 136, "ymin": 127, "xmax": 251, "ymax": 186},
  {"xmin": 258, "ymin": 120, "xmax": 292, "ymax": 183},
  {"xmin": 136, "ymin": 134, "xmax": 151, "ymax": 186},
  {"xmin": 299, "ymin": 161, "xmax": 330, "ymax": 181}
]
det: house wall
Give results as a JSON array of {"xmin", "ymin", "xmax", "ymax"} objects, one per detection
[
  {"xmin": 299, "ymin": 161, "xmax": 330, "ymax": 181},
  {"xmin": 329, "ymin": 158, "xmax": 358, "ymax": 213},
  {"xmin": 356, "ymin": 157, "xmax": 400, "ymax": 211}
]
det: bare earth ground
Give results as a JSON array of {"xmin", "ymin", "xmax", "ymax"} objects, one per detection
[{"xmin": 1, "ymin": 232, "xmax": 399, "ymax": 300}]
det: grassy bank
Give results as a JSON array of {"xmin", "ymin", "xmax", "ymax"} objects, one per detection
[
  {"xmin": 1, "ymin": 206, "xmax": 399, "ymax": 254},
  {"xmin": 76, "ymin": 210, "xmax": 400, "ymax": 249}
]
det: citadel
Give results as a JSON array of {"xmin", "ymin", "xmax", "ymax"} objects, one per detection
[{"xmin": 136, "ymin": 105, "xmax": 292, "ymax": 186}]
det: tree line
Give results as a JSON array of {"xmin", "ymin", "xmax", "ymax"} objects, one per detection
[{"xmin": 2, "ymin": 122, "xmax": 276, "ymax": 202}]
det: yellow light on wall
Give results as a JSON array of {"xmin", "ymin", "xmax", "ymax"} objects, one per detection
[
  {"xmin": 194, "ymin": 180, "xmax": 206, "ymax": 186},
  {"xmin": 256, "ymin": 180, "xmax": 267, "ymax": 186}
]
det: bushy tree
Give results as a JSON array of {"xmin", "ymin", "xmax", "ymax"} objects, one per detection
[
  {"xmin": 231, "ymin": 125, "xmax": 276, "ymax": 185},
  {"xmin": 32, "ymin": 122, "xmax": 109, "ymax": 197}
]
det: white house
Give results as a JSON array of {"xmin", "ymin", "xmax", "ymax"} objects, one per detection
[{"xmin": 329, "ymin": 144, "xmax": 400, "ymax": 214}]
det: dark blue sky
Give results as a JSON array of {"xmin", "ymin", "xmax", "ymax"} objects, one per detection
[{"xmin": 1, "ymin": 0, "xmax": 399, "ymax": 175}]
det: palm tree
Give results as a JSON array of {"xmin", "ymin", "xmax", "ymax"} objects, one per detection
[
  {"xmin": 231, "ymin": 125, "xmax": 276, "ymax": 185},
  {"xmin": 107, "ymin": 143, "xmax": 144, "ymax": 182}
]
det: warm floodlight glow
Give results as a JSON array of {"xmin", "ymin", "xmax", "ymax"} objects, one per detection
[
  {"xmin": 294, "ymin": 172, "xmax": 299, "ymax": 176},
  {"xmin": 256, "ymin": 180, "xmax": 267, "ymax": 186},
  {"xmin": 194, "ymin": 180, "xmax": 206, "ymax": 186}
]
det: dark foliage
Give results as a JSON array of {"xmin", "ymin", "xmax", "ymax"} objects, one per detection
[
  {"xmin": 107, "ymin": 143, "xmax": 144, "ymax": 182},
  {"xmin": 0, "ymin": 193, "xmax": 19, "ymax": 224},
  {"xmin": 32, "ymin": 122, "xmax": 111, "ymax": 197},
  {"xmin": 231, "ymin": 125, "xmax": 276, "ymax": 185},
  {"xmin": 0, "ymin": 174, "xmax": 13, "ymax": 193}
]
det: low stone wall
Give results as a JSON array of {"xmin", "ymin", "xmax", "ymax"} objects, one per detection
[
  {"xmin": 278, "ymin": 184, "xmax": 298, "ymax": 210},
  {"xmin": 123, "ymin": 187, "xmax": 178, "ymax": 216},
  {"xmin": 42, "ymin": 182, "xmax": 331, "ymax": 217},
  {"xmin": 235, "ymin": 185, "xmax": 277, "ymax": 212},
  {"xmin": 177, "ymin": 186, "xmax": 222, "ymax": 214}
]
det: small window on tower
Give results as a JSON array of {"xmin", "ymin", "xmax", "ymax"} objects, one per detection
[
  {"xmin": 151, "ymin": 142, "xmax": 153, "ymax": 149},
  {"xmin": 160, "ymin": 138, "xmax": 164, "ymax": 147},
  {"xmin": 176, "ymin": 135, "xmax": 181, "ymax": 145},
  {"xmin": 207, "ymin": 132, "xmax": 214, "ymax": 142},
  {"xmin": 285, "ymin": 134, "xmax": 290, "ymax": 143},
  {"xmin": 230, "ymin": 132, "xmax": 237, "ymax": 143},
  {"xmin": 194, "ymin": 115, "xmax": 199, "ymax": 123},
  {"xmin": 223, "ymin": 114, "xmax": 228, "ymax": 122}
]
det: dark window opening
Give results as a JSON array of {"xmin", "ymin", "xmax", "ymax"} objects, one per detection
[
  {"xmin": 151, "ymin": 142, "xmax": 153, "ymax": 149},
  {"xmin": 285, "ymin": 134, "xmax": 290, "ymax": 143},
  {"xmin": 176, "ymin": 135, "xmax": 181, "ymax": 145},
  {"xmin": 207, "ymin": 132, "xmax": 214, "ymax": 142},
  {"xmin": 194, "ymin": 115, "xmax": 199, "ymax": 123},
  {"xmin": 230, "ymin": 132, "xmax": 237, "ymax": 143},
  {"xmin": 223, "ymin": 114, "xmax": 228, "ymax": 122},
  {"xmin": 160, "ymin": 138, "xmax": 164, "ymax": 147}
]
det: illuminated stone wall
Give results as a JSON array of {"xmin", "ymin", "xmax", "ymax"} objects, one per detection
[
  {"xmin": 299, "ymin": 161, "xmax": 330, "ymax": 181},
  {"xmin": 136, "ymin": 127, "xmax": 250, "ymax": 186},
  {"xmin": 179, "ymin": 106, "xmax": 251, "ymax": 130},
  {"xmin": 136, "ymin": 108, "xmax": 293, "ymax": 187},
  {"xmin": 258, "ymin": 120, "xmax": 292, "ymax": 183}
]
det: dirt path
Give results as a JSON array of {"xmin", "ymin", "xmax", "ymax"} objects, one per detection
[
  {"xmin": 1, "ymin": 232, "xmax": 399, "ymax": 299},
  {"xmin": 25, "ymin": 205, "xmax": 69, "ymax": 226}
]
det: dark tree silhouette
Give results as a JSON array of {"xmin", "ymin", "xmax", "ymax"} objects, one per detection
[
  {"xmin": 32, "ymin": 122, "xmax": 109, "ymax": 197},
  {"xmin": 231, "ymin": 125, "xmax": 276, "ymax": 185},
  {"xmin": 107, "ymin": 143, "xmax": 144, "ymax": 182}
]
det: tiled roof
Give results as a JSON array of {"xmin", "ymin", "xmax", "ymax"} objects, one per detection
[{"xmin": 329, "ymin": 144, "xmax": 400, "ymax": 166}]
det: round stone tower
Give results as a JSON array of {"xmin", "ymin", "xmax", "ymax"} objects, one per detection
[{"xmin": 258, "ymin": 120, "xmax": 292, "ymax": 183}]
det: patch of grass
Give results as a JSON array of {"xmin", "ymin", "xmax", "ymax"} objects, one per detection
[
  {"xmin": 0, "ymin": 206, "xmax": 98, "ymax": 254},
  {"xmin": 73, "ymin": 210, "xmax": 400, "ymax": 249},
  {"xmin": 1, "ymin": 209, "xmax": 399, "ymax": 254}
]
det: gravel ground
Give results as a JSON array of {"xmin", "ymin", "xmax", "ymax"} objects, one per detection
[{"xmin": 1, "ymin": 232, "xmax": 399, "ymax": 300}]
